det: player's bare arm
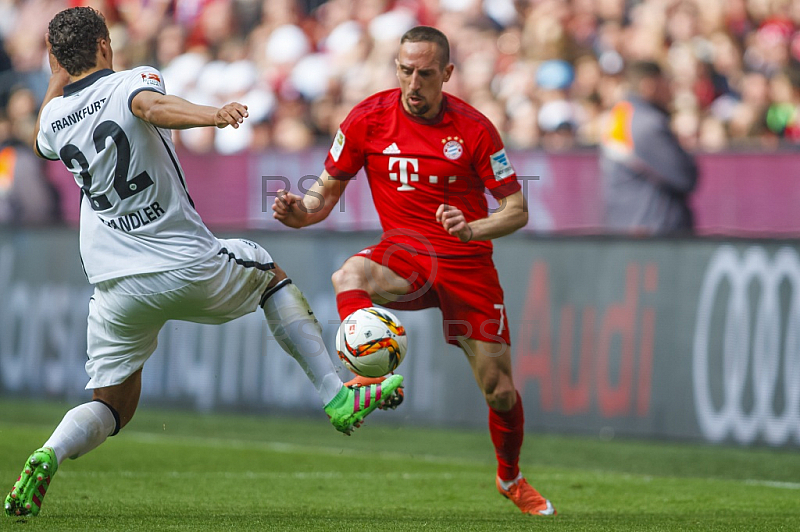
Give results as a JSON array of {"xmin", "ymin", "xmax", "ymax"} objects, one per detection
[
  {"xmin": 33, "ymin": 35, "xmax": 71, "ymax": 158},
  {"xmin": 436, "ymin": 190, "xmax": 528, "ymax": 242},
  {"xmin": 130, "ymin": 90, "xmax": 248, "ymax": 130},
  {"xmin": 272, "ymin": 170, "xmax": 349, "ymax": 228}
]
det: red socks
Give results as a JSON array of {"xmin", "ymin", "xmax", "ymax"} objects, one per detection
[
  {"xmin": 489, "ymin": 391, "xmax": 525, "ymax": 481},
  {"xmin": 336, "ymin": 289, "xmax": 373, "ymax": 320}
]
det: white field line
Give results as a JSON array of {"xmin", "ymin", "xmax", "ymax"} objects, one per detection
[
  {"xmin": 112, "ymin": 432, "xmax": 800, "ymax": 490},
  {"xmin": 122, "ymin": 430, "xmax": 492, "ymax": 468},
  {"xmin": 58, "ymin": 470, "xmax": 482, "ymax": 481},
  {"xmin": 743, "ymin": 479, "xmax": 800, "ymax": 490}
]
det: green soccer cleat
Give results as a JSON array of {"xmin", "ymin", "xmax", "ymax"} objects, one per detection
[
  {"xmin": 5, "ymin": 448, "xmax": 58, "ymax": 517},
  {"xmin": 324, "ymin": 374, "xmax": 404, "ymax": 435},
  {"xmin": 344, "ymin": 375, "xmax": 405, "ymax": 410}
]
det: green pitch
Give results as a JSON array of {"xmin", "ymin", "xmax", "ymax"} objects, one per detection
[{"xmin": 1, "ymin": 399, "xmax": 799, "ymax": 531}]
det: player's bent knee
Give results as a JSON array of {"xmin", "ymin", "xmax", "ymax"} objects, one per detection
[
  {"xmin": 91, "ymin": 369, "xmax": 143, "ymax": 432},
  {"xmin": 331, "ymin": 267, "xmax": 345, "ymax": 288},
  {"xmin": 91, "ymin": 395, "xmax": 138, "ymax": 433},
  {"xmin": 331, "ymin": 262, "xmax": 367, "ymax": 291},
  {"xmin": 92, "ymin": 393, "xmax": 139, "ymax": 430},
  {"xmin": 267, "ymin": 264, "xmax": 288, "ymax": 287},
  {"xmin": 484, "ymin": 387, "xmax": 517, "ymax": 411}
]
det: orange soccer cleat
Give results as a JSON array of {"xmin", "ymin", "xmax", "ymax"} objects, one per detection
[
  {"xmin": 344, "ymin": 375, "xmax": 404, "ymax": 410},
  {"xmin": 496, "ymin": 475, "xmax": 556, "ymax": 516}
]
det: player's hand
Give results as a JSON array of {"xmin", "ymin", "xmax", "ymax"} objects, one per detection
[
  {"xmin": 45, "ymin": 34, "xmax": 70, "ymax": 90},
  {"xmin": 436, "ymin": 203, "xmax": 473, "ymax": 242},
  {"xmin": 215, "ymin": 102, "xmax": 248, "ymax": 129},
  {"xmin": 272, "ymin": 189, "xmax": 309, "ymax": 228}
]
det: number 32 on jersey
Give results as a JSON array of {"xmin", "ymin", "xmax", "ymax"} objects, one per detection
[{"xmin": 60, "ymin": 120, "xmax": 154, "ymax": 211}]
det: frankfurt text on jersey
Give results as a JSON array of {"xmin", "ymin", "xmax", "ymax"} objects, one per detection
[{"xmin": 51, "ymin": 98, "xmax": 107, "ymax": 132}]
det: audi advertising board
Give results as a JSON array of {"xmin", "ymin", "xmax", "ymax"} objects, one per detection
[
  {"xmin": 1, "ymin": 229, "xmax": 799, "ymax": 447},
  {"xmin": 497, "ymin": 239, "xmax": 800, "ymax": 447}
]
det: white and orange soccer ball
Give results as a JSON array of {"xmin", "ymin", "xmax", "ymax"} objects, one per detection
[{"xmin": 336, "ymin": 307, "xmax": 407, "ymax": 378}]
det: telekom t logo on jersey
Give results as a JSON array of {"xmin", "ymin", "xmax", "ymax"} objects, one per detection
[
  {"xmin": 388, "ymin": 157, "xmax": 419, "ymax": 191},
  {"xmin": 388, "ymin": 157, "xmax": 457, "ymax": 191}
]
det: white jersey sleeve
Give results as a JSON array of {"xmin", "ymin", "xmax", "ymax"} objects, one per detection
[
  {"xmin": 38, "ymin": 67, "xmax": 220, "ymax": 283},
  {"xmin": 124, "ymin": 66, "xmax": 167, "ymax": 105},
  {"xmin": 36, "ymin": 115, "xmax": 59, "ymax": 161}
]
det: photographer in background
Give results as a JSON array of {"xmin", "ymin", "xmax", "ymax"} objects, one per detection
[{"xmin": 600, "ymin": 61, "xmax": 698, "ymax": 236}]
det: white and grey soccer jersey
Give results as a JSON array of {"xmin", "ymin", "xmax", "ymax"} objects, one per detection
[{"xmin": 36, "ymin": 66, "xmax": 220, "ymax": 284}]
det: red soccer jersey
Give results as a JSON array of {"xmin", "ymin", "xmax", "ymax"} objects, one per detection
[{"xmin": 324, "ymin": 89, "xmax": 521, "ymax": 257}]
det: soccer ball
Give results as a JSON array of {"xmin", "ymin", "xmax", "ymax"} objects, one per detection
[{"xmin": 336, "ymin": 307, "xmax": 407, "ymax": 378}]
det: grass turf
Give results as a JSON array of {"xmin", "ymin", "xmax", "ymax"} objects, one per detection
[{"xmin": 1, "ymin": 398, "xmax": 799, "ymax": 531}]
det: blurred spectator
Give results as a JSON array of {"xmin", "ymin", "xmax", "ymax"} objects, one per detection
[
  {"xmin": 0, "ymin": 119, "xmax": 61, "ymax": 226},
  {"xmin": 536, "ymin": 59, "xmax": 579, "ymax": 151},
  {"xmin": 765, "ymin": 63, "xmax": 800, "ymax": 140},
  {"xmin": 600, "ymin": 61, "xmax": 698, "ymax": 236}
]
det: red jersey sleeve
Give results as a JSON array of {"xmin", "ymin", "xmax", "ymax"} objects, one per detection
[
  {"xmin": 324, "ymin": 103, "xmax": 369, "ymax": 180},
  {"xmin": 470, "ymin": 120, "xmax": 521, "ymax": 199}
]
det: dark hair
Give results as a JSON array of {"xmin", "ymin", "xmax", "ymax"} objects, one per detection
[
  {"xmin": 400, "ymin": 26, "xmax": 450, "ymax": 67},
  {"xmin": 626, "ymin": 61, "xmax": 663, "ymax": 85},
  {"xmin": 48, "ymin": 7, "xmax": 109, "ymax": 76}
]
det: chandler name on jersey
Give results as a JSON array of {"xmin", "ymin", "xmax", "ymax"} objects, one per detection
[
  {"xmin": 37, "ymin": 67, "xmax": 218, "ymax": 283},
  {"xmin": 324, "ymin": 88, "xmax": 520, "ymax": 257}
]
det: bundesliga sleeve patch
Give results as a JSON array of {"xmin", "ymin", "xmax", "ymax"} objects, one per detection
[
  {"xmin": 490, "ymin": 148, "xmax": 515, "ymax": 180},
  {"xmin": 330, "ymin": 128, "xmax": 345, "ymax": 162},
  {"xmin": 140, "ymin": 72, "xmax": 163, "ymax": 89}
]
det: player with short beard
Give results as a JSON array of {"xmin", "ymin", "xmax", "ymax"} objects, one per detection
[{"xmin": 273, "ymin": 26, "xmax": 556, "ymax": 517}]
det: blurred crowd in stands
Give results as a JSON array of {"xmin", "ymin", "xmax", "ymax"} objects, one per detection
[
  {"xmin": 3, "ymin": 0, "xmax": 800, "ymax": 224},
  {"xmin": 4, "ymin": 0, "xmax": 800, "ymax": 155}
]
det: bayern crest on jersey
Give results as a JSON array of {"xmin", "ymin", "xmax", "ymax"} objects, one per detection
[{"xmin": 443, "ymin": 139, "xmax": 463, "ymax": 160}]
